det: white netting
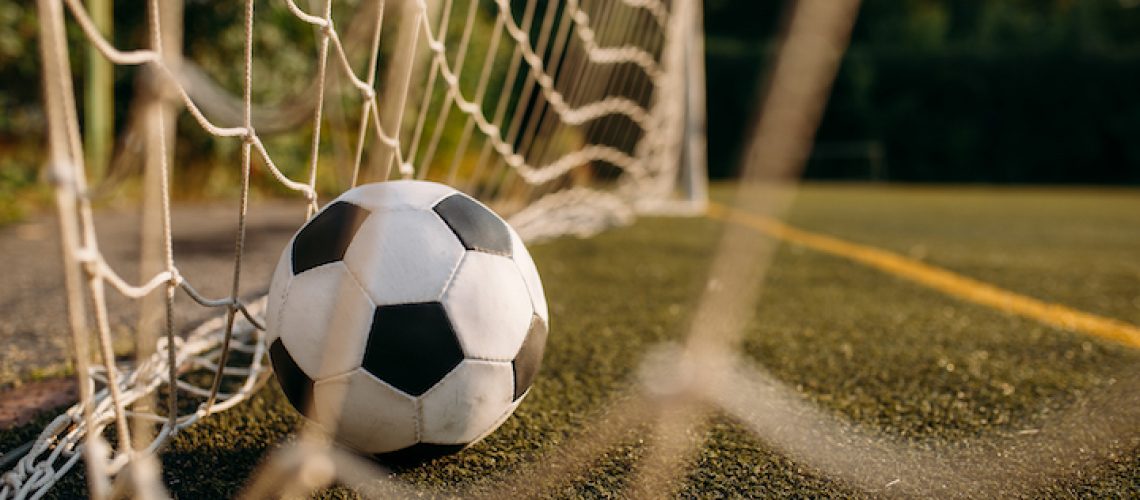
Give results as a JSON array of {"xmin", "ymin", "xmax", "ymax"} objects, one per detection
[{"xmin": 4, "ymin": 0, "xmax": 706, "ymax": 497}]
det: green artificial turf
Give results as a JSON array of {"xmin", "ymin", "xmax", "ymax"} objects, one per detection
[{"xmin": 4, "ymin": 184, "xmax": 1140, "ymax": 498}]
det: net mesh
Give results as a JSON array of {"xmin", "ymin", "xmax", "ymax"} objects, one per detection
[{"xmin": 4, "ymin": 0, "xmax": 706, "ymax": 497}]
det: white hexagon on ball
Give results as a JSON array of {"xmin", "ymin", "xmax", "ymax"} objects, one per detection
[
  {"xmin": 312, "ymin": 369, "xmax": 419, "ymax": 454},
  {"xmin": 276, "ymin": 262, "xmax": 375, "ymax": 380},
  {"xmin": 419, "ymin": 360, "xmax": 515, "ymax": 444},
  {"xmin": 343, "ymin": 209, "xmax": 464, "ymax": 305},
  {"xmin": 442, "ymin": 252, "xmax": 534, "ymax": 361}
]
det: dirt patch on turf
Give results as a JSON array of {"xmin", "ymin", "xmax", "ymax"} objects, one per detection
[{"xmin": 0, "ymin": 378, "xmax": 76, "ymax": 430}]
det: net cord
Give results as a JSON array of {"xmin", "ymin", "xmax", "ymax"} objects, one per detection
[{"xmin": 4, "ymin": 0, "xmax": 696, "ymax": 497}]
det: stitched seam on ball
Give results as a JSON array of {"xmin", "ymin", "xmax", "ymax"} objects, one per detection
[
  {"xmin": 468, "ymin": 246, "xmax": 510, "ymax": 257},
  {"xmin": 437, "ymin": 250, "xmax": 467, "ymax": 302},
  {"xmin": 340, "ymin": 262, "xmax": 378, "ymax": 309},
  {"xmin": 413, "ymin": 397, "xmax": 423, "ymax": 442},
  {"xmin": 425, "ymin": 191, "xmax": 453, "ymax": 209},
  {"xmin": 367, "ymin": 207, "xmax": 422, "ymax": 213},
  {"xmin": 272, "ymin": 272, "xmax": 293, "ymax": 343},
  {"xmin": 428, "ymin": 203, "xmax": 512, "ymax": 257},
  {"xmin": 359, "ymin": 367, "xmax": 419, "ymax": 397},
  {"xmin": 415, "ymin": 359, "xmax": 510, "ymax": 406},
  {"xmin": 469, "ymin": 394, "xmax": 525, "ymax": 444},
  {"xmin": 467, "ymin": 354, "xmax": 516, "ymax": 363},
  {"xmin": 336, "ymin": 205, "xmax": 424, "ymax": 219},
  {"xmin": 317, "ymin": 367, "xmax": 359, "ymax": 383},
  {"xmin": 303, "ymin": 264, "xmax": 372, "ymax": 380},
  {"xmin": 510, "ymin": 255, "xmax": 542, "ymax": 321},
  {"xmin": 275, "ymin": 280, "xmax": 298, "ymax": 357},
  {"xmin": 343, "ymin": 207, "xmax": 460, "ymax": 304},
  {"xmin": 467, "ymin": 195, "xmax": 512, "ymax": 256},
  {"xmin": 342, "ymin": 246, "xmax": 449, "ymax": 307}
]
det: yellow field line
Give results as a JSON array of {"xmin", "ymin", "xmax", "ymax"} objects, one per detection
[{"xmin": 707, "ymin": 202, "xmax": 1140, "ymax": 349}]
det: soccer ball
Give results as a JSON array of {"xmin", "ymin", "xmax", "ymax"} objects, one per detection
[{"xmin": 264, "ymin": 180, "xmax": 548, "ymax": 463}]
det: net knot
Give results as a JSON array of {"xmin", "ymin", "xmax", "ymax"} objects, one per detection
[
  {"xmin": 399, "ymin": 162, "xmax": 415, "ymax": 177},
  {"xmin": 74, "ymin": 247, "xmax": 98, "ymax": 265},
  {"xmin": 44, "ymin": 161, "xmax": 76, "ymax": 189},
  {"xmin": 168, "ymin": 269, "xmax": 184, "ymax": 287}
]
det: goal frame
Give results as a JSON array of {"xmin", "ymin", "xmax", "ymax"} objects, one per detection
[{"xmin": 13, "ymin": 0, "xmax": 710, "ymax": 497}]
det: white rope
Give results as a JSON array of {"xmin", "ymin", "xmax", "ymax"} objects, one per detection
[
  {"xmin": 2, "ymin": 299, "xmax": 269, "ymax": 500},
  {"xmin": 464, "ymin": 0, "xmax": 540, "ymax": 195},
  {"xmin": 283, "ymin": 0, "xmax": 674, "ymax": 186},
  {"xmin": 566, "ymin": 0, "xmax": 662, "ymax": 80},
  {"xmin": 408, "ymin": 0, "xmax": 649, "ymax": 184},
  {"xmin": 488, "ymin": 0, "xmax": 654, "ymax": 129},
  {"xmin": 418, "ymin": 0, "xmax": 477, "ymax": 178},
  {"xmin": 404, "ymin": 0, "xmax": 454, "ymax": 172},
  {"xmin": 305, "ymin": 0, "xmax": 335, "ymax": 217},
  {"xmin": 347, "ymin": 0, "xmax": 384, "ymax": 187},
  {"xmin": 445, "ymin": 13, "xmax": 507, "ymax": 184},
  {"xmin": 8, "ymin": 0, "xmax": 702, "ymax": 497}
]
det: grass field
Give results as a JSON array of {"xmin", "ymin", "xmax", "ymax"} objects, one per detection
[{"xmin": 3, "ymin": 183, "xmax": 1140, "ymax": 498}]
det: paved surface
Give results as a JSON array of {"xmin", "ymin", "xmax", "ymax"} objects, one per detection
[{"xmin": 0, "ymin": 201, "xmax": 307, "ymax": 388}]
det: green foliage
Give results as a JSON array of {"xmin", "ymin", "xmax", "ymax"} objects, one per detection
[
  {"xmin": 0, "ymin": 146, "xmax": 48, "ymax": 225},
  {"xmin": 0, "ymin": 4, "xmax": 42, "ymax": 135},
  {"xmin": 811, "ymin": 48, "xmax": 1140, "ymax": 183},
  {"xmin": 4, "ymin": 0, "xmax": 1140, "ymax": 213},
  {"xmin": 703, "ymin": 0, "xmax": 1140, "ymax": 182},
  {"xmin": 0, "ymin": 1, "xmax": 48, "ymax": 195},
  {"xmin": 184, "ymin": 0, "xmax": 325, "ymax": 106}
]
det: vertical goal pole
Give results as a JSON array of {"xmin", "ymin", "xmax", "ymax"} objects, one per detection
[
  {"xmin": 681, "ymin": 0, "xmax": 709, "ymax": 212},
  {"xmin": 376, "ymin": 0, "xmax": 424, "ymax": 181},
  {"xmin": 84, "ymin": 0, "xmax": 112, "ymax": 180},
  {"xmin": 36, "ymin": 0, "xmax": 110, "ymax": 496},
  {"xmin": 135, "ymin": 0, "xmax": 182, "ymax": 448}
]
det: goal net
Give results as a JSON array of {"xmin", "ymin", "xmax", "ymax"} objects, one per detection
[{"xmin": 5, "ymin": 0, "xmax": 707, "ymax": 497}]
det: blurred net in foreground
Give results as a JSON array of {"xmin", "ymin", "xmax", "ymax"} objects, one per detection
[{"xmin": 6, "ymin": 0, "xmax": 706, "ymax": 497}]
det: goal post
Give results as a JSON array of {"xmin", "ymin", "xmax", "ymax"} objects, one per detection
[{"xmin": 6, "ymin": 0, "xmax": 709, "ymax": 497}]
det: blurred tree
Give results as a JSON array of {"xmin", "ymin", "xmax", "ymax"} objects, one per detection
[
  {"xmin": 703, "ymin": 0, "xmax": 1140, "ymax": 182},
  {"xmin": 84, "ymin": 0, "xmax": 112, "ymax": 180},
  {"xmin": 2, "ymin": 0, "xmax": 1139, "ymax": 193}
]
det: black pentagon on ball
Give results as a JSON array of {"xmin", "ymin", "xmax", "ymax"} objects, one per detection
[
  {"xmin": 372, "ymin": 443, "xmax": 466, "ymax": 468},
  {"xmin": 512, "ymin": 315, "xmax": 548, "ymax": 401},
  {"xmin": 363, "ymin": 302, "xmax": 465, "ymax": 396},
  {"xmin": 269, "ymin": 338, "xmax": 314, "ymax": 414},
  {"xmin": 292, "ymin": 201, "xmax": 370, "ymax": 274},
  {"xmin": 432, "ymin": 193, "xmax": 512, "ymax": 256}
]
